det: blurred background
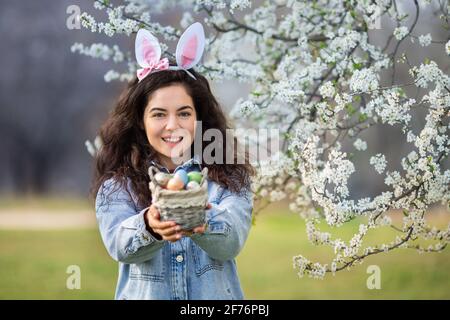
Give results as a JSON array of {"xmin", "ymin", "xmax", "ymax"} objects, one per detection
[{"xmin": 0, "ymin": 0, "xmax": 448, "ymax": 299}]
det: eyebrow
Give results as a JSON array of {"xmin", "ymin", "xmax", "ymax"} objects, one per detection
[{"xmin": 149, "ymin": 105, "xmax": 194, "ymax": 112}]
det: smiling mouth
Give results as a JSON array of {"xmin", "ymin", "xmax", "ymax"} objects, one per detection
[{"xmin": 162, "ymin": 136, "xmax": 183, "ymax": 143}]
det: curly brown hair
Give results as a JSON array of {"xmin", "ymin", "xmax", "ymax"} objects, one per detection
[{"xmin": 90, "ymin": 63, "xmax": 255, "ymax": 208}]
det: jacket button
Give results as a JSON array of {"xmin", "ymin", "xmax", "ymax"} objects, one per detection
[{"xmin": 176, "ymin": 254, "xmax": 184, "ymax": 263}]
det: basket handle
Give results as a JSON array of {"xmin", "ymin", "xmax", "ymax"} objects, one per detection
[
  {"xmin": 200, "ymin": 166, "xmax": 208, "ymax": 185},
  {"xmin": 148, "ymin": 165, "xmax": 160, "ymax": 182}
]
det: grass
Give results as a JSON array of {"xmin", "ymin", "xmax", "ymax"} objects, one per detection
[
  {"xmin": 0, "ymin": 229, "xmax": 116, "ymax": 299},
  {"xmin": 0, "ymin": 200, "xmax": 449, "ymax": 299},
  {"xmin": 238, "ymin": 207, "xmax": 450, "ymax": 299}
]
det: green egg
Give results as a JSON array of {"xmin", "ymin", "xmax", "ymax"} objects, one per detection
[{"xmin": 187, "ymin": 171, "xmax": 202, "ymax": 184}]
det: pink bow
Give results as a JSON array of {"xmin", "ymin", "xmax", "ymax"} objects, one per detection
[{"xmin": 137, "ymin": 57, "xmax": 169, "ymax": 81}]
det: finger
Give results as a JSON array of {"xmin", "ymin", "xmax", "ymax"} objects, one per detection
[
  {"xmin": 181, "ymin": 230, "xmax": 193, "ymax": 237},
  {"xmin": 148, "ymin": 206, "xmax": 178, "ymax": 230},
  {"xmin": 151, "ymin": 225, "xmax": 179, "ymax": 239},
  {"xmin": 147, "ymin": 210, "xmax": 175, "ymax": 228},
  {"xmin": 150, "ymin": 219, "xmax": 177, "ymax": 230},
  {"xmin": 163, "ymin": 232, "xmax": 183, "ymax": 242},
  {"xmin": 158, "ymin": 225, "xmax": 182, "ymax": 237},
  {"xmin": 192, "ymin": 224, "xmax": 206, "ymax": 234},
  {"xmin": 149, "ymin": 205, "xmax": 160, "ymax": 218}
]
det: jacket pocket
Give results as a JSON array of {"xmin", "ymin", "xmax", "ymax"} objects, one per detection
[
  {"xmin": 192, "ymin": 244, "xmax": 224, "ymax": 277},
  {"xmin": 129, "ymin": 249, "xmax": 166, "ymax": 282},
  {"xmin": 192, "ymin": 222, "xmax": 230, "ymax": 277}
]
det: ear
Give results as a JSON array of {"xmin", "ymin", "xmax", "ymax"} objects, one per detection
[
  {"xmin": 175, "ymin": 22, "xmax": 205, "ymax": 69},
  {"xmin": 135, "ymin": 29, "xmax": 162, "ymax": 68}
]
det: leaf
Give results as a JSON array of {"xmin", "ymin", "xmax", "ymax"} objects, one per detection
[
  {"xmin": 345, "ymin": 103, "xmax": 356, "ymax": 116},
  {"xmin": 353, "ymin": 62, "xmax": 363, "ymax": 70},
  {"xmin": 359, "ymin": 113, "xmax": 368, "ymax": 122}
]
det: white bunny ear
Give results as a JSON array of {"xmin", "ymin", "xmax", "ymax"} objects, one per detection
[
  {"xmin": 135, "ymin": 29, "xmax": 162, "ymax": 68},
  {"xmin": 175, "ymin": 22, "xmax": 205, "ymax": 69}
]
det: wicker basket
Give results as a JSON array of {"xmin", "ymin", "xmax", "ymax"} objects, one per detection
[{"xmin": 148, "ymin": 165, "xmax": 209, "ymax": 231}]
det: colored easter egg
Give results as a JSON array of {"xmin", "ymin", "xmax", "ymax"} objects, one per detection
[
  {"xmin": 154, "ymin": 172, "xmax": 171, "ymax": 187},
  {"xmin": 166, "ymin": 177, "xmax": 185, "ymax": 191},
  {"xmin": 187, "ymin": 171, "xmax": 202, "ymax": 184},
  {"xmin": 186, "ymin": 181, "xmax": 200, "ymax": 190},
  {"xmin": 174, "ymin": 169, "xmax": 188, "ymax": 185}
]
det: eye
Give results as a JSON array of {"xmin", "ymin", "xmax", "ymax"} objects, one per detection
[
  {"xmin": 152, "ymin": 112, "xmax": 166, "ymax": 118},
  {"xmin": 179, "ymin": 112, "xmax": 191, "ymax": 118}
]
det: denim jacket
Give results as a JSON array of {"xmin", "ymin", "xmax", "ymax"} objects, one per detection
[{"xmin": 95, "ymin": 157, "xmax": 253, "ymax": 300}]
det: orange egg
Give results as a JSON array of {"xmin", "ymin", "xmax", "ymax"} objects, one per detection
[{"xmin": 166, "ymin": 177, "xmax": 185, "ymax": 190}]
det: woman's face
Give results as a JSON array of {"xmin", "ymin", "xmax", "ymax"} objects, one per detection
[{"xmin": 143, "ymin": 84, "xmax": 197, "ymax": 170}]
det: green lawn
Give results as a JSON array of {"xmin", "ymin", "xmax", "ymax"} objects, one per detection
[
  {"xmin": 239, "ymin": 208, "xmax": 450, "ymax": 299},
  {"xmin": 0, "ymin": 202, "xmax": 449, "ymax": 299}
]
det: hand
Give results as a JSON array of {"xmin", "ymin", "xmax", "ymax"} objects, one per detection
[
  {"xmin": 181, "ymin": 203, "xmax": 212, "ymax": 237},
  {"xmin": 145, "ymin": 204, "xmax": 182, "ymax": 242}
]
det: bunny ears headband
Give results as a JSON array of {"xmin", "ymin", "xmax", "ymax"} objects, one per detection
[{"xmin": 135, "ymin": 22, "xmax": 205, "ymax": 82}]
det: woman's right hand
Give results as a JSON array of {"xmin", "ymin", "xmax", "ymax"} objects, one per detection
[{"xmin": 145, "ymin": 204, "xmax": 182, "ymax": 242}]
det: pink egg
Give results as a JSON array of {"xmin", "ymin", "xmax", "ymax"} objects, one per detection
[{"xmin": 166, "ymin": 177, "xmax": 185, "ymax": 190}]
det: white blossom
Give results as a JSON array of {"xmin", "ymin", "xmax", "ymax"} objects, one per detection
[
  {"xmin": 180, "ymin": 12, "xmax": 194, "ymax": 29},
  {"xmin": 410, "ymin": 61, "xmax": 449, "ymax": 89},
  {"xmin": 231, "ymin": 98, "xmax": 260, "ymax": 117},
  {"xmin": 230, "ymin": 0, "xmax": 252, "ymax": 13},
  {"xmin": 353, "ymin": 138, "xmax": 367, "ymax": 151},
  {"xmin": 319, "ymin": 81, "xmax": 335, "ymax": 98},
  {"xmin": 418, "ymin": 33, "xmax": 432, "ymax": 47},
  {"xmin": 349, "ymin": 68, "xmax": 379, "ymax": 93},
  {"xmin": 393, "ymin": 26, "xmax": 408, "ymax": 40},
  {"xmin": 370, "ymin": 154, "xmax": 387, "ymax": 174},
  {"xmin": 270, "ymin": 189, "xmax": 286, "ymax": 202},
  {"xmin": 104, "ymin": 70, "xmax": 120, "ymax": 82}
]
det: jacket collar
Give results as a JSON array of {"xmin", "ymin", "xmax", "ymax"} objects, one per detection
[{"xmin": 149, "ymin": 154, "xmax": 202, "ymax": 173}]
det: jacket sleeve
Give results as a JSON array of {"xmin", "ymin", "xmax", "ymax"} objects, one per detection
[
  {"xmin": 95, "ymin": 178, "xmax": 165, "ymax": 264},
  {"xmin": 190, "ymin": 187, "xmax": 253, "ymax": 261}
]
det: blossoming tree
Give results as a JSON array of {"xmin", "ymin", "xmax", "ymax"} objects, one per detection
[{"xmin": 75, "ymin": 0, "xmax": 450, "ymax": 279}]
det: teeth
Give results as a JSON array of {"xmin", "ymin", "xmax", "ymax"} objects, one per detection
[{"xmin": 162, "ymin": 137, "xmax": 182, "ymax": 143}]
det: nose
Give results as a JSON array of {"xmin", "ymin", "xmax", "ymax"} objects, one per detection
[{"xmin": 165, "ymin": 114, "xmax": 179, "ymax": 131}]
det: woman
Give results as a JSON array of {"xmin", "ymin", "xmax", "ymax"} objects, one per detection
[{"xmin": 91, "ymin": 23, "xmax": 255, "ymax": 300}]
